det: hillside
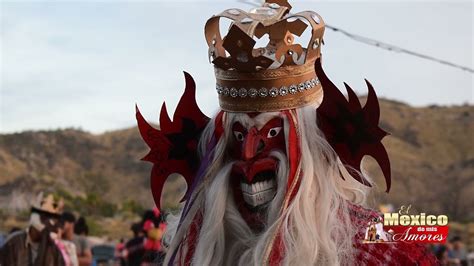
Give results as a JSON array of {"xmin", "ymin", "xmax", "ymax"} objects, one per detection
[
  {"xmin": 0, "ymin": 99, "xmax": 473, "ymax": 224},
  {"xmin": 367, "ymin": 100, "xmax": 474, "ymax": 221}
]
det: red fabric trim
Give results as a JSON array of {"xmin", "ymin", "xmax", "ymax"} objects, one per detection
[
  {"xmin": 269, "ymin": 234, "xmax": 284, "ymax": 265},
  {"xmin": 175, "ymin": 211, "xmax": 202, "ymax": 265},
  {"xmin": 282, "ymin": 110, "xmax": 301, "ymax": 192},
  {"xmin": 268, "ymin": 110, "xmax": 303, "ymax": 264}
]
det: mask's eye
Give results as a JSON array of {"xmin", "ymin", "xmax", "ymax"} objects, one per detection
[
  {"xmin": 267, "ymin": 127, "xmax": 282, "ymax": 138},
  {"xmin": 233, "ymin": 131, "xmax": 245, "ymax": 142}
]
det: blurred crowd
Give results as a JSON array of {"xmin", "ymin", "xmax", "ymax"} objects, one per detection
[
  {"xmin": 114, "ymin": 208, "xmax": 167, "ymax": 266},
  {"xmin": 0, "ymin": 193, "xmax": 93, "ymax": 266},
  {"xmin": 2, "ymin": 193, "xmax": 474, "ymax": 266},
  {"xmin": 431, "ymin": 236, "xmax": 473, "ymax": 266},
  {"xmin": 0, "ymin": 193, "xmax": 167, "ymax": 266}
]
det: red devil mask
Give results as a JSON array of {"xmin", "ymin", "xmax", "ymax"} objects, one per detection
[{"xmin": 228, "ymin": 114, "xmax": 286, "ymax": 214}]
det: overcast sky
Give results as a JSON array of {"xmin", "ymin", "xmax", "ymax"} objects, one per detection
[{"xmin": 1, "ymin": 0, "xmax": 473, "ymax": 134}]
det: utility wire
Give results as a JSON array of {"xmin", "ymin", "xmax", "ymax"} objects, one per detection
[
  {"xmin": 237, "ymin": 0, "xmax": 474, "ymax": 74},
  {"xmin": 324, "ymin": 24, "xmax": 473, "ymax": 74}
]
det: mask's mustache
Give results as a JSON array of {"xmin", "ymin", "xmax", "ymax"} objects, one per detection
[{"xmin": 231, "ymin": 158, "xmax": 278, "ymax": 184}]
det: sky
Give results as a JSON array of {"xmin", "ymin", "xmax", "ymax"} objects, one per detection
[{"xmin": 1, "ymin": 0, "xmax": 473, "ymax": 134}]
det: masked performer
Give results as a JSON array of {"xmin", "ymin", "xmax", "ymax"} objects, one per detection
[
  {"xmin": 0, "ymin": 193, "xmax": 65, "ymax": 266},
  {"xmin": 136, "ymin": 1, "xmax": 437, "ymax": 265}
]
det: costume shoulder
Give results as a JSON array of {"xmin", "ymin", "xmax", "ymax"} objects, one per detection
[
  {"xmin": 0, "ymin": 230, "xmax": 27, "ymax": 265},
  {"xmin": 38, "ymin": 235, "xmax": 66, "ymax": 266},
  {"xmin": 3, "ymin": 229, "xmax": 27, "ymax": 244},
  {"xmin": 349, "ymin": 204, "xmax": 439, "ymax": 266}
]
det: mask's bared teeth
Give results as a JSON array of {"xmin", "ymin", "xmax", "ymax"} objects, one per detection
[
  {"xmin": 241, "ymin": 188, "xmax": 277, "ymax": 207},
  {"xmin": 240, "ymin": 183, "xmax": 247, "ymax": 193}
]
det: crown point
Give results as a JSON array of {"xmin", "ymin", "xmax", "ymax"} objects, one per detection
[
  {"xmin": 311, "ymin": 14, "xmax": 321, "ymax": 24},
  {"xmin": 268, "ymin": 3, "xmax": 280, "ymax": 9},
  {"xmin": 241, "ymin": 17, "xmax": 253, "ymax": 24},
  {"xmin": 227, "ymin": 9, "xmax": 240, "ymax": 16}
]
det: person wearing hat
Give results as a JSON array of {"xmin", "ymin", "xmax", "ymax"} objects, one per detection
[{"xmin": 0, "ymin": 192, "xmax": 66, "ymax": 266}]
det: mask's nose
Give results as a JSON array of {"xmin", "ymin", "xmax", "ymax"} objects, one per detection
[{"xmin": 242, "ymin": 127, "xmax": 265, "ymax": 161}]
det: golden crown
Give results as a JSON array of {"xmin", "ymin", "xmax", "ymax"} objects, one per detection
[{"xmin": 205, "ymin": 0, "xmax": 325, "ymax": 112}]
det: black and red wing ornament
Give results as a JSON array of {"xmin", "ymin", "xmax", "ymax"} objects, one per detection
[
  {"xmin": 315, "ymin": 58, "xmax": 391, "ymax": 192},
  {"xmin": 136, "ymin": 72, "xmax": 210, "ymax": 208}
]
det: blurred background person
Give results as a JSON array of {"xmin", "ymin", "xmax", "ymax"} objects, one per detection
[
  {"xmin": 114, "ymin": 238, "xmax": 125, "ymax": 266},
  {"xmin": 435, "ymin": 245, "xmax": 450, "ymax": 266},
  {"xmin": 53, "ymin": 225, "xmax": 77, "ymax": 266},
  {"xmin": 449, "ymin": 236, "xmax": 468, "ymax": 266},
  {"xmin": 0, "ymin": 193, "xmax": 65, "ymax": 266},
  {"xmin": 73, "ymin": 217, "xmax": 93, "ymax": 266},
  {"xmin": 124, "ymin": 223, "xmax": 145, "ymax": 266},
  {"xmin": 58, "ymin": 212, "xmax": 79, "ymax": 266},
  {"xmin": 141, "ymin": 208, "xmax": 166, "ymax": 265}
]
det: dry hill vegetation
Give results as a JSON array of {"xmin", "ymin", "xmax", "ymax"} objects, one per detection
[{"xmin": 0, "ymin": 99, "xmax": 473, "ymax": 237}]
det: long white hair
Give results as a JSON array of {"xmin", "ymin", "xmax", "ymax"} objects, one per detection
[{"xmin": 163, "ymin": 105, "xmax": 369, "ymax": 265}]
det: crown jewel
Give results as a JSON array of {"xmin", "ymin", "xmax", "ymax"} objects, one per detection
[{"xmin": 205, "ymin": 0, "xmax": 325, "ymax": 112}]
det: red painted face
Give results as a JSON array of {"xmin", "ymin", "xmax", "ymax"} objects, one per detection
[{"xmin": 229, "ymin": 115, "xmax": 286, "ymax": 212}]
